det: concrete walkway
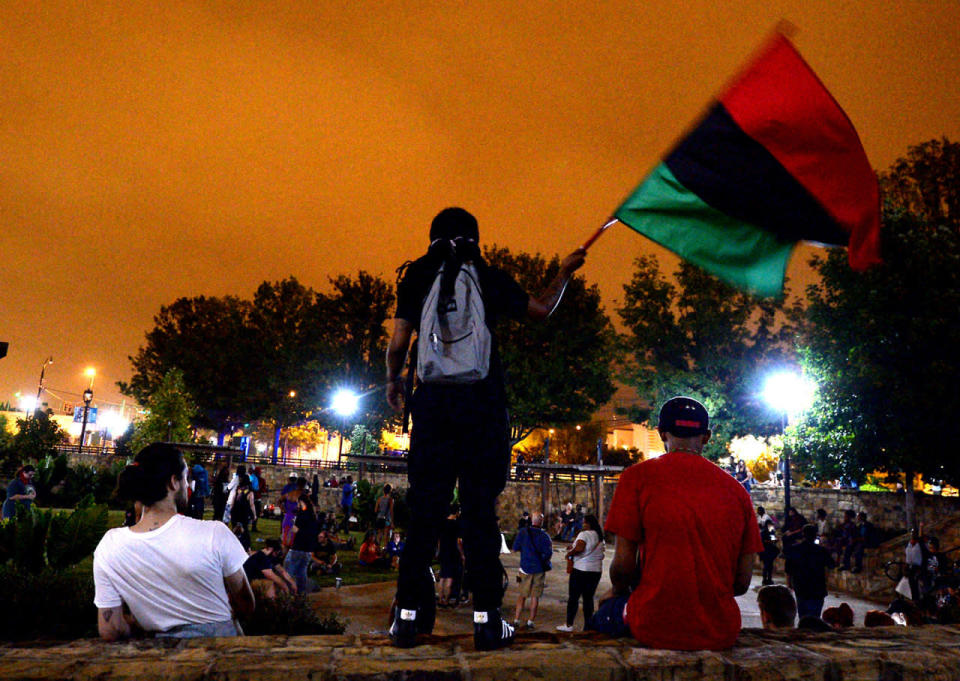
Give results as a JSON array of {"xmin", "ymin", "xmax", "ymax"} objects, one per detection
[{"xmin": 313, "ymin": 543, "xmax": 889, "ymax": 635}]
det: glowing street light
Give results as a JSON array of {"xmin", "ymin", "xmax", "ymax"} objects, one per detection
[
  {"xmin": 19, "ymin": 394, "xmax": 37, "ymax": 414},
  {"xmin": 331, "ymin": 389, "xmax": 360, "ymax": 418},
  {"xmin": 331, "ymin": 389, "xmax": 361, "ymax": 467},
  {"xmin": 762, "ymin": 371, "xmax": 816, "ymax": 418},
  {"xmin": 762, "ymin": 370, "xmax": 816, "ymax": 512}
]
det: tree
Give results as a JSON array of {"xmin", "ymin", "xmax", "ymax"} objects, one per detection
[
  {"xmin": 313, "ymin": 272, "xmax": 395, "ymax": 440},
  {"xmin": 618, "ymin": 256, "xmax": 794, "ymax": 459},
  {"xmin": 879, "ymin": 137, "xmax": 959, "ymax": 228},
  {"xmin": 792, "ymin": 207, "xmax": 960, "ymax": 528},
  {"xmin": 484, "ymin": 246, "xmax": 617, "ymax": 445},
  {"xmin": 129, "ymin": 369, "xmax": 199, "ymax": 453},
  {"xmin": 349, "ymin": 424, "xmax": 377, "ymax": 456},
  {"xmin": 7, "ymin": 411, "xmax": 65, "ymax": 464},
  {"xmin": 247, "ymin": 277, "xmax": 335, "ymax": 455},
  {"xmin": 121, "ymin": 295, "xmax": 258, "ymax": 437}
]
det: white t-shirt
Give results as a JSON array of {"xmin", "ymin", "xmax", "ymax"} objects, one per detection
[
  {"xmin": 572, "ymin": 529, "xmax": 604, "ymax": 572},
  {"xmin": 93, "ymin": 514, "xmax": 248, "ymax": 632}
]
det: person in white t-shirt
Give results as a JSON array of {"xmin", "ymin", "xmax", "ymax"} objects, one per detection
[
  {"xmin": 556, "ymin": 513, "xmax": 605, "ymax": 632},
  {"xmin": 93, "ymin": 443, "xmax": 255, "ymax": 641}
]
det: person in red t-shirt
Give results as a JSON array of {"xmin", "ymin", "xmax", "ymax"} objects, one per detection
[{"xmin": 595, "ymin": 396, "xmax": 763, "ymax": 650}]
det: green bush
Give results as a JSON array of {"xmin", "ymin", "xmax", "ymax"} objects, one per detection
[
  {"xmin": 0, "ymin": 497, "xmax": 108, "ymax": 572},
  {"xmin": 0, "ymin": 564, "xmax": 97, "ymax": 640},
  {"xmin": 32, "ymin": 456, "xmax": 126, "ymax": 509},
  {"xmin": 241, "ymin": 591, "xmax": 345, "ymax": 636}
]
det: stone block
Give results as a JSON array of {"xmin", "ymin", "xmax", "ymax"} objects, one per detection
[
  {"xmin": 334, "ymin": 654, "xmax": 462, "ymax": 680},
  {"xmin": 464, "ymin": 645, "xmax": 628, "ymax": 681},
  {"xmin": 720, "ymin": 640, "xmax": 832, "ymax": 681},
  {"xmin": 621, "ymin": 647, "xmax": 728, "ymax": 681}
]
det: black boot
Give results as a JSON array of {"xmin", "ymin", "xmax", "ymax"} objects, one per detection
[
  {"xmin": 389, "ymin": 608, "xmax": 418, "ymax": 648},
  {"xmin": 473, "ymin": 609, "xmax": 515, "ymax": 651}
]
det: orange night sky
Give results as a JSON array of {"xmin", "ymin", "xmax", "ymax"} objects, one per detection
[{"xmin": 2, "ymin": 1, "xmax": 959, "ymax": 410}]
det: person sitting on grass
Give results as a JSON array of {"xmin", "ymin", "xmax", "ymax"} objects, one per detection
[
  {"xmin": 326, "ymin": 526, "xmax": 356, "ymax": 551},
  {"xmin": 93, "ymin": 443, "xmax": 254, "ymax": 640},
  {"xmin": 757, "ymin": 584, "xmax": 797, "ymax": 630},
  {"xmin": 385, "ymin": 531, "xmax": 405, "ymax": 569},
  {"xmin": 358, "ymin": 530, "xmax": 390, "ymax": 568},
  {"xmin": 244, "ymin": 539, "xmax": 296, "ymax": 599},
  {"xmin": 310, "ymin": 530, "xmax": 342, "ymax": 576}
]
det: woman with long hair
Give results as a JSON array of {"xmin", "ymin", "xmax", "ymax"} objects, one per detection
[
  {"xmin": 556, "ymin": 514, "xmax": 605, "ymax": 632},
  {"xmin": 283, "ymin": 493, "xmax": 319, "ymax": 594}
]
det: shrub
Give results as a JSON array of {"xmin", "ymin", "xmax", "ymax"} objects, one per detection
[
  {"xmin": 241, "ymin": 591, "xmax": 345, "ymax": 636},
  {"xmin": 0, "ymin": 564, "xmax": 98, "ymax": 640},
  {"xmin": 0, "ymin": 497, "xmax": 108, "ymax": 572},
  {"xmin": 33, "ymin": 457, "xmax": 126, "ymax": 509}
]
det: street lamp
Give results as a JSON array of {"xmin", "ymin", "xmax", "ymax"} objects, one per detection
[
  {"xmin": 762, "ymin": 370, "xmax": 816, "ymax": 511},
  {"xmin": 331, "ymin": 389, "xmax": 359, "ymax": 467},
  {"xmin": 34, "ymin": 356, "xmax": 53, "ymax": 417},
  {"xmin": 78, "ymin": 387, "xmax": 94, "ymax": 452}
]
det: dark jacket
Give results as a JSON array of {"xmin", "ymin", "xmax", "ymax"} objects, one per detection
[
  {"xmin": 512, "ymin": 526, "xmax": 552, "ymax": 574},
  {"xmin": 784, "ymin": 540, "xmax": 836, "ymax": 599}
]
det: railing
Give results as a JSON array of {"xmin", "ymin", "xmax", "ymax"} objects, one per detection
[{"xmin": 55, "ymin": 444, "xmax": 117, "ymax": 457}]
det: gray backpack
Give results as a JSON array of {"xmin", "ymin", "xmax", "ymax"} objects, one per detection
[{"xmin": 417, "ymin": 262, "xmax": 491, "ymax": 384}]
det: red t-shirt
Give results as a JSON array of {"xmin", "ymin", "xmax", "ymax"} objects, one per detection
[{"xmin": 604, "ymin": 451, "xmax": 763, "ymax": 650}]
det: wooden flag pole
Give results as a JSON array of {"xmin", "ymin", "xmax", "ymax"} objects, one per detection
[{"xmin": 581, "ymin": 217, "xmax": 619, "ymax": 251}]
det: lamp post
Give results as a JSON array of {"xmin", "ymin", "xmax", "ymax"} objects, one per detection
[
  {"xmin": 78, "ymin": 388, "xmax": 93, "ymax": 452},
  {"xmin": 762, "ymin": 371, "xmax": 816, "ymax": 513},
  {"xmin": 331, "ymin": 389, "xmax": 360, "ymax": 468},
  {"xmin": 34, "ymin": 356, "xmax": 53, "ymax": 417}
]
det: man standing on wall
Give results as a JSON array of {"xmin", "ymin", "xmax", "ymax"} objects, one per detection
[{"xmin": 385, "ymin": 207, "xmax": 584, "ymax": 650}]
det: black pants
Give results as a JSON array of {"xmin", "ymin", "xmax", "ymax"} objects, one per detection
[
  {"xmin": 187, "ymin": 494, "xmax": 205, "ymax": 520},
  {"xmin": 761, "ymin": 546, "xmax": 779, "ymax": 583},
  {"xmin": 566, "ymin": 569, "xmax": 602, "ymax": 626},
  {"xmin": 397, "ymin": 384, "xmax": 510, "ymax": 618}
]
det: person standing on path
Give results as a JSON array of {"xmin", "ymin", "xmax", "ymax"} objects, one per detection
[
  {"xmin": 783, "ymin": 523, "xmax": 835, "ymax": 619},
  {"xmin": 385, "ymin": 207, "xmax": 585, "ymax": 650},
  {"xmin": 512, "ymin": 511, "xmax": 553, "ymax": 630},
  {"xmin": 557, "ymin": 513, "xmax": 605, "ymax": 632}
]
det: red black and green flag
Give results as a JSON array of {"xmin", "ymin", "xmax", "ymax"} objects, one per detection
[{"xmin": 614, "ymin": 32, "xmax": 881, "ymax": 297}]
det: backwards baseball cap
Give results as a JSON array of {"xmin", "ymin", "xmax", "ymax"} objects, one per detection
[{"xmin": 657, "ymin": 397, "xmax": 709, "ymax": 437}]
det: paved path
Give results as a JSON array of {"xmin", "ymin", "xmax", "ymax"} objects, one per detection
[{"xmin": 313, "ymin": 543, "xmax": 888, "ymax": 635}]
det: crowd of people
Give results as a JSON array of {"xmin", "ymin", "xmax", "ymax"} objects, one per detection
[{"xmin": 752, "ymin": 504, "xmax": 958, "ymax": 625}]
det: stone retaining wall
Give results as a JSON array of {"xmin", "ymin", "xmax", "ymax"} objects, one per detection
[
  {"xmin": 749, "ymin": 486, "xmax": 960, "ymax": 532},
  {"xmin": 3, "ymin": 627, "xmax": 959, "ymax": 680}
]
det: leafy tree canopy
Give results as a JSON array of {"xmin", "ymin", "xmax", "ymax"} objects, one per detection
[
  {"xmin": 879, "ymin": 137, "xmax": 959, "ymax": 228},
  {"xmin": 792, "ymin": 207, "xmax": 960, "ymax": 487},
  {"xmin": 618, "ymin": 256, "xmax": 794, "ymax": 459},
  {"xmin": 4, "ymin": 411, "xmax": 65, "ymax": 466},
  {"xmin": 121, "ymin": 272, "xmax": 395, "ymax": 443},
  {"xmin": 129, "ymin": 368, "xmax": 198, "ymax": 453},
  {"xmin": 485, "ymin": 246, "xmax": 617, "ymax": 445}
]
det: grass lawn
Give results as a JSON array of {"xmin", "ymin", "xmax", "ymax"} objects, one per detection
[{"xmin": 95, "ymin": 507, "xmax": 398, "ymax": 588}]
